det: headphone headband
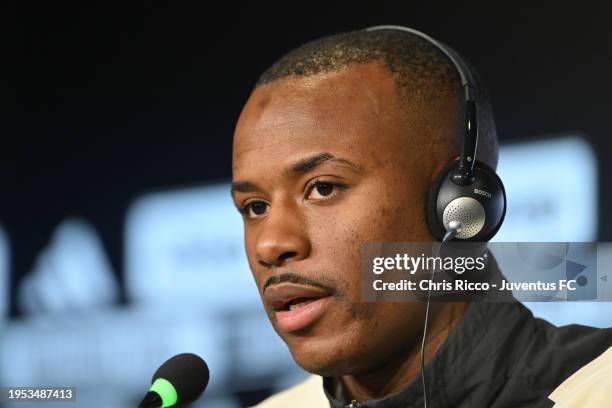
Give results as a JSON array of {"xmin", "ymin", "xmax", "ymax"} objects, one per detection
[
  {"xmin": 365, "ymin": 25, "xmax": 477, "ymax": 100},
  {"xmin": 365, "ymin": 25, "xmax": 479, "ymax": 180}
]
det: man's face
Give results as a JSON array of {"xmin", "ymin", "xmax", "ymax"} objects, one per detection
[{"xmin": 232, "ymin": 62, "xmax": 456, "ymax": 376}]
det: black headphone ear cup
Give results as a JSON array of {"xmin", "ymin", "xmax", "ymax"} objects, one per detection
[
  {"xmin": 426, "ymin": 162, "xmax": 458, "ymax": 241},
  {"xmin": 427, "ymin": 160, "xmax": 506, "ymax": 242}
]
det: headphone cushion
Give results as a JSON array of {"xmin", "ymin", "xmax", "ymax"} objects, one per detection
[{"xmin": 426, "ymin": 161, "xmax": 457, "ymax": 241}]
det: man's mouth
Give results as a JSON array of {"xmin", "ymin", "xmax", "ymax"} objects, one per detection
[
  {"xmin": 273, "ymin": 297, "xmax": 320, "ymax": 311},
  {"xmin": 264, "ymin": 282, "xmax": 334, "ymax": 333}
]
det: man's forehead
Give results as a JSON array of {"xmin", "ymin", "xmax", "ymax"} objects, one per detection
[{"xmin": 233, "ymin": 62, "xmax": 402, "ymax": 160}]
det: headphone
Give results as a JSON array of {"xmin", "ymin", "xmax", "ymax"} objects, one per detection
[{"xmin": 366, "ymin": 25, "xmax": 506, "ymax": 242}]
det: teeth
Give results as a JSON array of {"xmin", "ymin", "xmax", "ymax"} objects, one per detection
[{"xmin": 288, "ymin": 298, "xmax": 315, "ymax": 311}]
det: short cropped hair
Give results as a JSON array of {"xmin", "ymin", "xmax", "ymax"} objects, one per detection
[{"xmin": 255, "ymin": 28, "xmax": 499, "ymax": 169}]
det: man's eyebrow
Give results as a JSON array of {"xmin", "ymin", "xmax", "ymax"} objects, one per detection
[
  {"xmin": 231, "ymin": 152, "xmax": 363, "ymax": 198},
  {"xmin": 287, "ymin": 152, "xmax": 363, "ymax": 174},
  {"xmin": 231, "ymin": 180, "xmax": 257, "ymax": 195}
]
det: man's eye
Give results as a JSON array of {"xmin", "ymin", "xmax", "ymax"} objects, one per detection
[
  {"xmin": 241, "ymin": 201, "xmax": 269, "ymax": 219},
  {"xmin": 307, "ymin": 181, "xmax": 344, "ymax": 200},
  {"xmin": 315, "ymin": 182, "xmax": 334, "ymax": 196}
]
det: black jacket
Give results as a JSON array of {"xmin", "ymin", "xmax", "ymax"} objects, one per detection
[{"xmin": 323, "ymin": 288, "xmax": 612, "ymax": 407}]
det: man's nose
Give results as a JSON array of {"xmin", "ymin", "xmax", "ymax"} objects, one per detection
[{"xmin": 255, "ymin": 202, "xmax": 310, "ymax": 268}]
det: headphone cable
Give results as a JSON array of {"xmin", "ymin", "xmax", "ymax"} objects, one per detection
[{"xmin": 420, "ymin": 225, "xmax": 460, "ymax": 408}]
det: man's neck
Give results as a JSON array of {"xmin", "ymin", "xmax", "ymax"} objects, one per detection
[{"xmin": 338, "ymin": 301, "xmax": 470, "ymax": 402}]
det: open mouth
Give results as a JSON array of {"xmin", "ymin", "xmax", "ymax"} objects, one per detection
[
  {"xmin": 264, "ymin": 282, "xmax": 334, "ymax": 332},
  {"xmin": 272, "ymin": 297, "xmax": 321, "ymax": 312}
]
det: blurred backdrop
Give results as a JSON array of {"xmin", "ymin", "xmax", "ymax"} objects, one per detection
[{"xmin": 7, "ymin": 2, "xmax": 612, "ymax": 407}]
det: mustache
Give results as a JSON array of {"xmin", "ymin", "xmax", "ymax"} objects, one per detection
[{"xmin": 263, "ymin": 272, "xmax": 337, "ymax": 294}]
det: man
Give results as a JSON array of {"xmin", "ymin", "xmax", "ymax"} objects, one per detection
[{"xmin": 231, "ymin": 28, "xmax": 611, "ymax": 407}]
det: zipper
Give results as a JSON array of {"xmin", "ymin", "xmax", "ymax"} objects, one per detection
[{"xmin": 344, "ymin": 400, "xmax": 361, "ymax": 408}]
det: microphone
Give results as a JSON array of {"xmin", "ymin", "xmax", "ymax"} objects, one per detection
[{"xmin": 138, "ymin": 353, "xmax": 210, "ymax": 408}]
